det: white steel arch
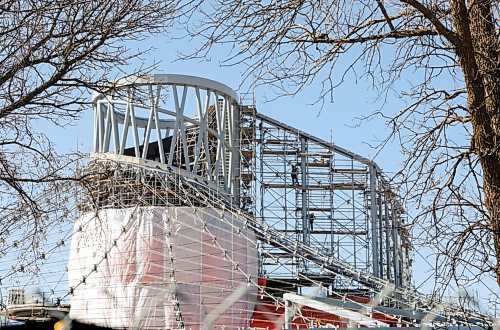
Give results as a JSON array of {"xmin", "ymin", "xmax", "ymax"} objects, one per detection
[{"xmin": 92, "ymin": 74, "xmax": 241, "ymax": 199}]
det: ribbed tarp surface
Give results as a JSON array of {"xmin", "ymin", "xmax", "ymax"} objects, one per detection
[{"xmin": 68, "ymin": 206, "xmax": 258, "ymax": 329}]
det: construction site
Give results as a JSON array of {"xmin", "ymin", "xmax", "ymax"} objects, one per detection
[{"xmin": 0, "ymin": 74, "xmax": 493, "ymax": 329}]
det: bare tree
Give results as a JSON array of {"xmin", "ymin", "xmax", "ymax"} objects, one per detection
[
  {"xmin": 0, "ymin": 0, "xmax": 190, "ymax": 264},
  {"xmin": 186, "ymin": 1, "xmax": 500, "ymax": 288}
]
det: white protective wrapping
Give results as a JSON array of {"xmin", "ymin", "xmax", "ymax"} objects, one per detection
[{"xmin": 68, "ymin": 206, "xmax": 258, "ymax": 329}]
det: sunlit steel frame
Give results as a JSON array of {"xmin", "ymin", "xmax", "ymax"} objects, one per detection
[{"xmin": 92, "ymin": 74, "xmax": 241, "ymax": 201}]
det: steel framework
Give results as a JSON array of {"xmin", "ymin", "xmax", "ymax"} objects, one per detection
[
  {"xmin": 93, "ymin": 74, "xmax": 411, "ymax": 290},
  {"xmin": 93, "ymin": 74, "xmax": 242, "ymax": 202},
  {"xmin": 239, "ymin": 109, "xmax": 411, "ymax": 290},
  {"xmin": 0, "ymin": 74, "xmax": 493, "ymax": 329}
]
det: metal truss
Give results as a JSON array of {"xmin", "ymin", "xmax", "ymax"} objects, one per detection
[
  {"xmin": 71, "ymin": 154, "xmax": 492, "ymax": 327},
  {"xmin": 236, "ymin": 110, "xmax": 411, "ymax": 290},
  {"xmin": 92, "ymin": 73, "xmax": 411, "ymax": 292},
  {"xmin": 1, "ymin": 74, "xmax": 493, "ymax": 329},
  {"xmin": 92, "ymin": 74, "xmax": 242, "ymax": 202}
]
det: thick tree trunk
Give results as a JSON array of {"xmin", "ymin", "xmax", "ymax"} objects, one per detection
[
  {"xmin": 450, "ymin": 0, "xmax": 500, "ymax": 283},
  {"xmin": 483, "ymin": 144, "xmax": 500, "ymax": 285},
  {"xmin": 467, "ymin": 0, "xmax": 500, "ymax": 284},
  {"xmin": 474, "ymin": 86, "xmax": 500, "ymax": 285}
]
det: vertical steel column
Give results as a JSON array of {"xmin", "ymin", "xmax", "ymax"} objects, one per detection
[
  {"xmin": 260, "ymin": 119, "xmax": 265, "ymax": 224},
  {"xmin": 300, "ymin": 137, "xmax": 308, "ymax": 246},
  {"xmin": 392, "ymin": 201, "xmax": 401, "ymax": 286},
  {"xmin": 330, "ymin": 154, "xmax": 335, "ymax": 255},
  {"xmin": 284, "ymin": 129, "xmax": 288, "ymax": 235},
  {"xmin": 369, "ymin": 164, "xmax": 380, "ymax": 278},
  {"xmin": 98, "ymin": 102, "xmax": 105, "ymax": 153},
  {"xmin": 233, "ymin": 104, "xmax": 241, "ymax": 205},
  {"xmin": 93, "ymin": 102, "xmax": 99, "ymax": 153},
  {"xmin": 378, "ymin": 185, "xmax": 384, "ymax": 279},
  {"xmin": 384, "ymin": 191, "xmax": 391, "ymax": 281},
  {"xmin": 351, "ymin": 160, "xmax": 357, "ymax": 269}
]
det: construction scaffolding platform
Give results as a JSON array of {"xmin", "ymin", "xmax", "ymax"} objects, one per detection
[{"xmin": 238, "ymin": 108, "xmax": 412, "ymax": 290}]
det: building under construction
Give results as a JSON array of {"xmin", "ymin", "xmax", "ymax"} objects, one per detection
[{"xmin": 0, "ymin": 74, "xmax": 492, "ymax": 329}]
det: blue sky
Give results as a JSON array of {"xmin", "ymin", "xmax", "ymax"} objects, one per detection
[{"xmin": 56, "ymin": 36, "xmax": 404, "ymax": 169}]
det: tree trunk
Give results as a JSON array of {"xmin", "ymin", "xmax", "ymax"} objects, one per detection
[{"xmin": 450, "ymin": 0, "xmax": 500, "ymax": 283}]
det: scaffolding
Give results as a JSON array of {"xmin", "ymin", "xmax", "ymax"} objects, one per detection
[
  {"xmin": 65, "ymin": 154, "xmax": 487, "ymax": 328},
  {"xmin": 238, "ymin": 109, "xmax": 411, "ymax": 291},
  {"xmin": 2, "ymin": 73, "xmax": 490, "ymax": 329}
]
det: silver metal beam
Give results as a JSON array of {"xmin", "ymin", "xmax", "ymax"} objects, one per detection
[
  {"xmin": 369, "ymin": 164, "xmax": 380, "ymax": 278},
  {"xmin": 300, "ymin": 138, "xmax": 308, "ymax": 246},
  {"xmin": 256, "ymin": 112, "xmax": 380, "ymax": 170},
  {"xmin": 384, "ymin": 192, "xmax": 391, "ymax": 282},
  {"xmin": 283, "ymin": 293, "xmax": 389, "ymax": 327}
]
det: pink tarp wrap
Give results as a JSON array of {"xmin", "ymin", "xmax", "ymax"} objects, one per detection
[{"xmin": 68, "ymin": 207, "xmax": 258, "ymax": 329}]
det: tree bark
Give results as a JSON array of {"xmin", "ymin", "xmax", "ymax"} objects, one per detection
[{"xmin": 450, "ymin": 0, "xmax": 500, "ymax": 283}]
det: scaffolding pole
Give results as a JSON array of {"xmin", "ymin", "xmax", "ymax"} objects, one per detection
[
  {"xmin": 300, "ymin": 137, "xmax": 308, "ymax": 246},
  {"xmin": 369, "ymin": 164, "xmax": 380, "ymax": 278}
]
